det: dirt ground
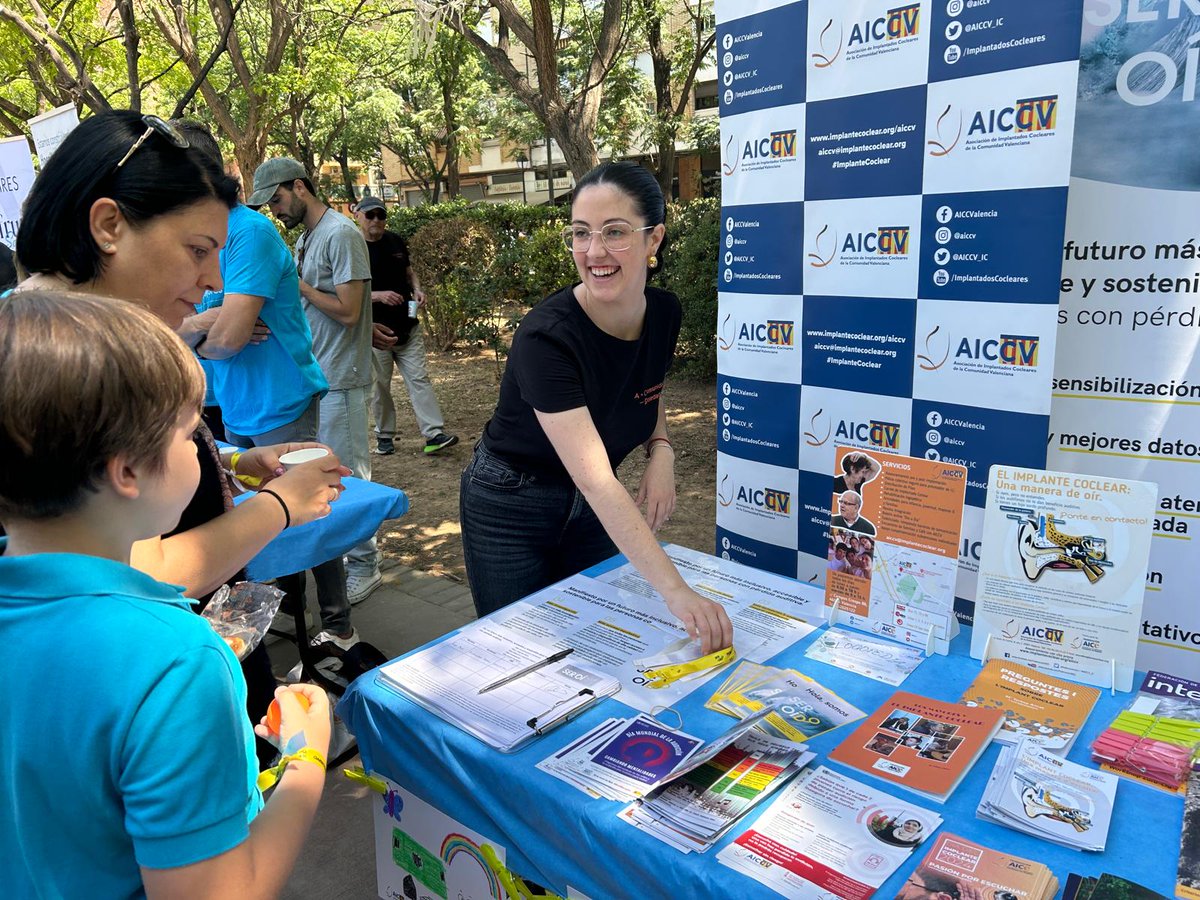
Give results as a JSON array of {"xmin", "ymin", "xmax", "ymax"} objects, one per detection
[{"xmin": 370, "ymin": 346, "xmax": 717, "ymax": 582}]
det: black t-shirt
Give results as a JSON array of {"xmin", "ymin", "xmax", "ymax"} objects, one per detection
[
  {"xmin": 483, "ymin": 284, "xmax": 681, "ymax": 482},
  {"xmin": 366, "ymin": 231, "xmax": 418, "ymax": 343}
]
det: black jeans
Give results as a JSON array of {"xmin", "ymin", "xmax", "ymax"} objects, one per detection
[{"xmin": 460, "ymin": 442, "xmax": 617, "ymax": 617}]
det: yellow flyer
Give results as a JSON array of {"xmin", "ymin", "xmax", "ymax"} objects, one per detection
[{"xmin": 824, "ymin": 447, "xmax": 968, "ymax": 654}]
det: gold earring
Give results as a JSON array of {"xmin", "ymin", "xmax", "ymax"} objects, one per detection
[{"xmin": 648, "ymin": 254, "xmax": 658, "ymax": 268}]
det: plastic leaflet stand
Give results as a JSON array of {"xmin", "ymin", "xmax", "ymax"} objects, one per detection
[{"xmin": 202, "ymin": 581, "xmax": 285, "ymax": 660}]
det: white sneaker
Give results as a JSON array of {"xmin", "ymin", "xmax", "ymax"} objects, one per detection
[
  {"xmin": 310, "ymin": 627, "xmax": 361, "ymax": 652},
  {"xmin": 346, "ymin": 571, "xmax": 383, "ymax": 605}
]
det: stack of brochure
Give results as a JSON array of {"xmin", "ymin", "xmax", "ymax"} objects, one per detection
[
  {"xmin": 907, "ymin": 833, "xmax": 1058, "ymax": 900},
  {"xmin": 536, "ymin": 713, "xmax": 704, "ymax": 801},
  {"xmin": 829, "ymin": 689, "xmax": 1004, "ymax": 802},
  {"xmin": 619, "ymin": 721, "xmax": 813, "ymax": 853},
  {"xmin": 706, "ymin": 660, "xmax": 865, "ymax": 741},
  {"xmin": 719, "ymin": 766, "xmax": 943, "ymax": 897},
  {"xmin": 1063, "ymin": 872, "xmax": 1168, "ymax": 900},
  {"xmin": 961, "ymin": 659, "xmax": 1100, "ymax": 754},
  {"xmin": 977, "ymin": 738, "xmax": 1118, "ymax": 851}
]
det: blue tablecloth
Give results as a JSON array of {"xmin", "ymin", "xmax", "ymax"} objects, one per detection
[
  {"xmin": 235, "ymin": 476, "xmax": 408, "ymax": 581},
  {"xmin": 340, "ymin": 555, "xmax": 1180, "ymax": 899}
]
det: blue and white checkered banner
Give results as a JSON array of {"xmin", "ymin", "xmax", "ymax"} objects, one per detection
[{"xmin": 715, "ymin": 0, "xmax": 1084, "ymax": 625}]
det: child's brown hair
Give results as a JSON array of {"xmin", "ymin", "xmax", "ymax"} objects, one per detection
[{"xmin": 0, "ymin": 290, "xmax": 205, "ymax": 520}]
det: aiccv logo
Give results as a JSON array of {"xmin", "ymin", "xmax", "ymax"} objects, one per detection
[
  {"xmin": 718, "ymin": 473, "xmax": 792, "ymax": 515},
  {"xmin": 718, "ymin": 314, "xmax": 795, "ymax": 352},
  {"xmin": 929, "ymin": 95, "xmax": 1059, "ymax": 156},
  {"xmin": 835, "ymin": 419, "xmax": 902, "ymax": 450},
  {"xmin": 724, "ymin": 129, "xmax": 798, "ymax": 177},
  {"xmin": 919, "ymin": 328, "xmax": 1040, "ymax": 371},
  {"xmin": 848, "ymin": 3, "xmax": 921, "ymax": 48},
  {"xmin": 808, "ymin": 224, "xmax": 910, "ymax": 268}
]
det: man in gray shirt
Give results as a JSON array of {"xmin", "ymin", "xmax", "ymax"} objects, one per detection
[{"xmin": 249, "ymin": 158, "xmax": 381, "ymax": 639}]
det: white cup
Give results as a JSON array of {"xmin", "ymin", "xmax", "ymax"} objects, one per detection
[{"xmin": 279, "ymin": 448, "xmax": 330, "ymax": 470}]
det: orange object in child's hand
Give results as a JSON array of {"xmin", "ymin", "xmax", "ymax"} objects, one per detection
[{"xmin": 266, "ymin": 692, "xmax": 311, "ymax": 735}]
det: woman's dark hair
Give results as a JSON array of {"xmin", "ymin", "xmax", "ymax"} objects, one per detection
[
  {"xmin": 573, "ymin": 161, "xmax": 668, "ymax": 276},
  {"xmin": 17, "ymin": 110, "xmax": 240, "ymax": 283}
]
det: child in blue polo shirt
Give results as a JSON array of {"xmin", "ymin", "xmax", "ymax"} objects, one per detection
[{"xmin": 0, "ymin": 291, "xmax": 330, "ymax": 899}]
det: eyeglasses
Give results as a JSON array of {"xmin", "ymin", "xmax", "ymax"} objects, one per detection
[
  {"xmin": 364, "ymin": 210, "xmax": 386, "ymax": 221},
  {"xmin": 561, "ymin": 223, "xmax": 653, "ymax": 253},
  {"xmin": 114, "ymin": 115, "xmax": 190, "ymax": 171}
]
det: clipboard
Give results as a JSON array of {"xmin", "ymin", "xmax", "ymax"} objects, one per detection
[{"xmin": 376, "ymin": 630, "xmax": 620, "ymax": 752}]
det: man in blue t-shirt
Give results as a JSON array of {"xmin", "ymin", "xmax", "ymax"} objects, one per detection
[{"xmin": 172, "ymin": 123, "xmax": 357, "ymax": 651}]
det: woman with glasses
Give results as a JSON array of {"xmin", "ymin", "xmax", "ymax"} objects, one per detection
[
  {"xmin": 459, "ymin": 161, "xmax": 733, "ymax": 654},
  {"xmin": 7, "ymin": 109, "xmax": 340, "ymax": 896},
  {"xmin": 14, "ymin": 110, "xmax": 347, "ymax": 595}
]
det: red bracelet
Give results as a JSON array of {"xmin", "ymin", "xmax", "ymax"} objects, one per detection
[{"xmin": 645, "ymin": 437, "xmax": 673, "ymax": 458}]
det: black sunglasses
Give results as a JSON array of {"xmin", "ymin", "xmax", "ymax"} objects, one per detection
[
  {"xmin": 364, "ymin": 210, "xmax": 386, "ymax": 221},
  {"xmin": 114, "ymin": 115, "xmax": 190, "ymax": 171}
]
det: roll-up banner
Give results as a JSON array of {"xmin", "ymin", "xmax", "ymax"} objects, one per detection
[
  {"xmin": 714, "ymin": 1, "xmax": 1085, "ymax": 625},
  {"xmin": 1049, "ymin": 0, "xmax": 1200, "ymax": 675}
]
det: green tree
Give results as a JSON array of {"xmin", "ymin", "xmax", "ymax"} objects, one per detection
[
  {"xmin": 636, "ymin": 0, "xmax": 716, "ymax": 196},
  {"xmin": 417, "ymin": 0, "xmax": 632, "ymax": 180}
]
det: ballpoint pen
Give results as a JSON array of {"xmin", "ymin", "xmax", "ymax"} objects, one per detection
[{"xmin": 477, "ymin": 647, "xmax": 575, "ymax": 694}]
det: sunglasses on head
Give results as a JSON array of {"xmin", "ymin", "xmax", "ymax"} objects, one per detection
[{"xmin": 364, "ymin": 210, "xmax": 386, "ymax": 221}]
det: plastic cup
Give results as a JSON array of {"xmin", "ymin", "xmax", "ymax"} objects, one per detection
[{"xmin": 279, "ymin": 448, "xmax": 330, "ymax": 470}]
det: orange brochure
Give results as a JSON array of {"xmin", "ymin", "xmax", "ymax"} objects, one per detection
[
  {"xmin": 830, "ymin": 690, "xmax": 1003, "ymax": 802},
  {"xmin": 960, "ymin": 659, "xmax": 1100, "ymax": 754},
  {"xmin": 903, "ymin": 832, "xmax": 1058, "ymax": 900},
  {"xmin": 825, "ymin": 448, "xmax": 967, "ymax": 653}
]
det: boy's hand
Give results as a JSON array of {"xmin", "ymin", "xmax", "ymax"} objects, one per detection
[
  {"xmin": 235, "ymin": 442, "xmax": 334, "ymax": 484},
  {"xmin": 255, "ymin": 684, "xmax": 331, "ymax": 758},
  {"xmin": 264, "ymin": 454, "xmax": 351, "ymax": 527}
]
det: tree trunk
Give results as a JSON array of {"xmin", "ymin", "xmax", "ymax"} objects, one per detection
[
  {"xmin": 442, "ymin": 80, "xmax": 460, "ymax": 199},
  {"xmin": 336, "ymin": 146, "xmax": 357, "ymax": 202}
]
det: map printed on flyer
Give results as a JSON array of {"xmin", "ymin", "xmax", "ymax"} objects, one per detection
[
  {"xmin": 970, "ymin": 465, "xmax": 1157, "ymax": 692},
  {"xmin": 718, "ymin": 765, "xmax": 943, "ymax": 900},
  {"xmin": 805, "ymin": 627, "xmax": 926, "ymax": 686},
  {"xmin": 825, "ymin": 448, "xmax": 967, "ymax": 653},
  {"xmin": 482, "ymin": 565, "xmax": 816, "ymax": 715}
]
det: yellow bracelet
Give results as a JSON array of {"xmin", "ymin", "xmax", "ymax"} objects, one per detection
[
  {"xmin": 227, "ymin": 450, "xmax": 263, "ymax": 488},
  {"xmin": 256, "ymin": 746, "xmax": 327, "ymax": 792}
]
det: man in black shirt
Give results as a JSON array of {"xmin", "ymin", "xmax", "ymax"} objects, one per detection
[{"xmin": 354, "ymin": 197, "xmax": 457, "ymax": 455}]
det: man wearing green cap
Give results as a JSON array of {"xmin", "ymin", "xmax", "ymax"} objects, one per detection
[{"xmin": 250, "ymin": 159, "xmax": 382, "ymax": 620}]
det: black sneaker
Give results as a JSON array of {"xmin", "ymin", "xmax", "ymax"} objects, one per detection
[
  {"xmin": 374, "ymin": 437, "xmax": 395, "ymax": 455},
  {"xmin": 423, "ymin": 433, "xmax": 459, "ymax": 454}
]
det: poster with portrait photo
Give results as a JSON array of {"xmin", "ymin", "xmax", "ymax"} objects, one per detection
[{"xmin": 825, "ymin": 447, "xmax": 968, "ymax": 655}]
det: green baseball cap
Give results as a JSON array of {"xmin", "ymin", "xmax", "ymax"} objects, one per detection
[{"xmin": 247, "ymin": 157, "xmax": 308, "ymax": 207}]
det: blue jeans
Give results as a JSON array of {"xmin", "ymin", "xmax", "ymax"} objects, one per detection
[
  {"xmin": 225, "ymin": 396, "xmax": 352, "ymax": 637},
  {"xmin": 319, "ymin": 385, "xmax": 378, "ymax": 578},
  {"xmin": 460, "ymin": 442, "xmax": 617, "ymax": 617}
]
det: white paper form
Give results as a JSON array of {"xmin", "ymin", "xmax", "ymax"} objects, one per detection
[
  {"xmin": 718, "ymin": 766, "xmax": 942, "ymax": 900},
  {"xmin": 377, "ymin": 629, "xmax": 616, "ymax": 750},
  {"xmin": 483, "ymin": 564, "xmax": 819, "ymax": 714}
]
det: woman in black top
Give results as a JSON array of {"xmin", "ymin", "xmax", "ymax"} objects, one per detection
[{"xmin": 460, "ymin": 162, "xmax": 733, "ymax": 653}]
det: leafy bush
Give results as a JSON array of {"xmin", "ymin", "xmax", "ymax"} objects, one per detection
[
  {"xmin": 408, "ymin": 216, "xmax": 498, "ymax": 351},
  {"xmin": 661, "ymin": 198, "xmax": 719, "ymax": 379}
]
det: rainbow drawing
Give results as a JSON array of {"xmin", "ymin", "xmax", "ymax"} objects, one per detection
[{"xmin": 440, "ymin": 834, "xmax": 502, "ymax": 899}]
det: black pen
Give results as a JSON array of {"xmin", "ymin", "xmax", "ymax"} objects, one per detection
[{"xmin": 477, "ymin": 647, "xmax": 575, "ymax": 694}]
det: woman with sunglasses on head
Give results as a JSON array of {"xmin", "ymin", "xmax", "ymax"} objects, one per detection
[
  {"xmin": 460, "ymin": 161, "xmax": 733, "ymax": 654},
  {"xmin": 14, "ymin": 111, "xmax": 347, "ymax": 597},
  {"xmin": 7, "ymin": 111, "xmax": 342, "ymax": 895}
]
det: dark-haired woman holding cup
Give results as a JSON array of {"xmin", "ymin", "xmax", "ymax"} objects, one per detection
[{"xmin": 460, "ymin": 161, "xmax": 733, "ymax": 653}]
